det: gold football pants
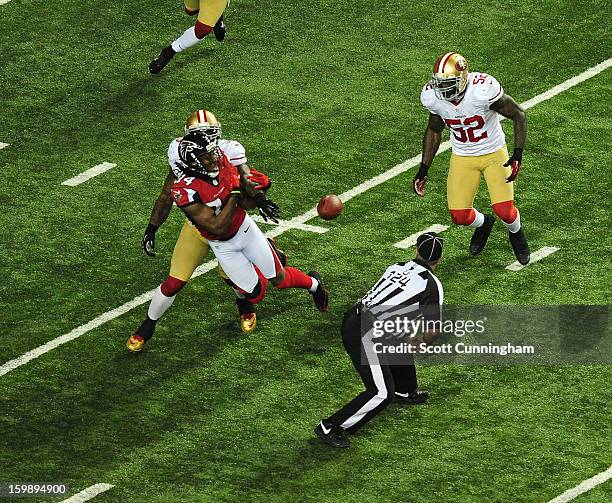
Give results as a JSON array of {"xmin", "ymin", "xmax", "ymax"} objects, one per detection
[
  {"xmin": 447, "ymin": 146, "xmax": 513, "ymax": 209},
  {"xmin": 183, "ymin": 0, "xmax": 227, "ymax": 26},
  {"xmin": 169, "ymin": 220, "xmax": 228, "ymax": 281}
]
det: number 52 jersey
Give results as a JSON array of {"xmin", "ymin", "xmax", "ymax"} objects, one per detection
[{"xmin": 421, "ymin": 72, "xmax": 506, "ymax": 157}]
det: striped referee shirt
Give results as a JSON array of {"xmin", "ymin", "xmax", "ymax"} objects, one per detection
[{"xmin": 361, "ymin": 258, "xmax": 444, "ymax": 321}]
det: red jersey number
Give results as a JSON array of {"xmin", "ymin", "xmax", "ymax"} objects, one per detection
[{"xmin": 445, "ymin": 115, "xmax": 488, "ymax": 143}]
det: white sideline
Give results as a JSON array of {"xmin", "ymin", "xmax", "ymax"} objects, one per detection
[
  {"xmin": 0, "ymin": 0, "xmax": 13, "ymax": 6},
  {"xmin": 62, "ymin": 162, "xmax": 117, "ymax": 186},
  {"xmin": 394, "ymin": 224, "xmax": 449, "ymax": 249},
  {"xmin": 506, "ymin": 246, "xmax": 560, "ymax": 271},
  {"xmin": 59, "ymin": 484, "xmax": 114, "ymax": 503},
  {"xmin": 0, "ymin": 142, "xmax": 9, "ymax": 149},
  {"xmin": 548, "ymin": 465, "xmax": 612, "ymax": 503},
  {"xmin": 1, "ymin": 58, "xmax": 611, "ymax": 378}
]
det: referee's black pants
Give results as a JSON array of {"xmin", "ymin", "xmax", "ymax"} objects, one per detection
[{"xmin": 325, "ymin": 305, "xmax": 419, "ymax": 433}]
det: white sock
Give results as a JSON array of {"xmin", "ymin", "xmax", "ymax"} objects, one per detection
[
  {"xmin": 309, "ymin": 278, "xmax": 319, "ymax": 293},
  {"xmin": 503, "ymin": 209, "xmax": 521, "ymax": 233},
  {"xmin": 468, "ymin": 209, "xmax": 485, "ymax": 228},
  {"xmin": 147, "ymin": 286, "xmax": 176, "ymax": 320},
  {"xmin": 171, "ymin": 27, "xmax": 201, "ymax": 52}
]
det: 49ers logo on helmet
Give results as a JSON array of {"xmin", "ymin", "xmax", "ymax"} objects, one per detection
[{"xmin": 455, "ymin": 58, "xmax": 467, "ymax": 71}]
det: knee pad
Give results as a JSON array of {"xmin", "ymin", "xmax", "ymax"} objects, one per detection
[
  {"xmin": 194, "ymin": 21, "xmax": 213, "ymax": 39},
  {"xmin": 160, "ymin": 276, "xmax": 187, "ymax": 296},
  {"xmin": 492, "ymin": 201, "xmax": 518, "ymax": 223},
  {"xmin": 450, "ymin": 208, "xmax": 476, "ymax": 226}
]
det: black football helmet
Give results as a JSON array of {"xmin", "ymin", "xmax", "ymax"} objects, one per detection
[{"xmin": 178, "ymin": 129, "xmax": 221, "ymax": 178}]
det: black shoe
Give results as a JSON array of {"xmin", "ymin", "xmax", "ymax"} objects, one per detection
[
  {"xmin": 314, "ymin": 421, "xmax": 349, "ymax": 448},
  {"xmin": 308, "ymin": 271, "xmax": 329, "ymax": 312},
  {"xmin": 394, "ymin": 390, "xmax": 430, "ymax": 404},
  {"xmin": 267, "ymin": 238, "xmax": 287, "ymax": 267},
  {"xmin": 149, "ymin": 46, "xmax": 176, "ymax": 74},
  {"xmin": 469, "ymin": 215, "xmax": 495, "ymax": 256},
  {"xmin": 509, "ymin": 228, "xmax": 530, "ymax": 265},
  {"xmin": 213, "ymin": 15, "xmax": 226, "ymax": 42}
]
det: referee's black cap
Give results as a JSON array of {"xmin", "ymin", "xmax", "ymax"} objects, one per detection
[{"xmin": 416, "ymin": 232, "xmax": 444, "ymax": 262}]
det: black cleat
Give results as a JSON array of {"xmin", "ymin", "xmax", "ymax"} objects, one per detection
[
  {"xmin": 394, "ymin": 390, "xmax": 430, "ymax": 404},
  {"xmin": 469, "ymin": 214, "xmax": 495, "ymax": 256},
  {"xmin": 213, "ymin": 15, "xmax": 226, "ymax": 42},
  {"xmin": 149, "ymin": 46, "xmax": 176, "ymax": 74},
  {"xmin": 509, "ymin": 228, "xmax": 530, "ymax": 265},
  {"xmin": 267, "ymin": 238, "xmax": 287, "ymax": 267},
  {"xmin": 314, "ymin": 421, "xmax": 349, "ymax": 448},
  {"xmin": 308, "ymin": 271, "xmax": 329, "ymax": 312}
]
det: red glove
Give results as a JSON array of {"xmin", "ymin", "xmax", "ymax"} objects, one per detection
[
  {"xmin": 247, "ymin": 169, "xmax": 271, "ymax": 191},
  {"xmin": 413, "ymin": 163, "xmax": 429, "ymax": 197},
  {"xmin": 504, "ymin": 148, "xmax": 523, "ymax": 183}
]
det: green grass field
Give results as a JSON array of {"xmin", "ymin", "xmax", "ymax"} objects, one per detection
[{"xmin": 0, "ymin": 0, "xmax": 611, "ymax": 501}]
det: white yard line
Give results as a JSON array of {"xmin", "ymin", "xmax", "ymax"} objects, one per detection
[
  {"xmin": 0, "ymin": 142, "xmax": 9, "ymax": 149},
  {"xmin": 394, "ymin": 224, "xmax": 449, "ymax": 249},
  {"xmin": 1, "ymin": 58, "xmax": 610, "ymax": 378},
  {"xmin": 251, "ymin": 214, "xmax": 329, "ymax": 233},
  {"xmin": 62, "ymin": 162, "xmax": 117, "ymax": 186},
  {"xmin": 548, "ymin": 465, "xmax": 612, "ymax": 503},
  {"xmin": 506, "ymin": 246, "xmax": 559, "ymax": 271},
  {"xmin": 0, "ymin": 0, "xmax": 13, "ymax": 6},
  {"xmin": 59, "ymin": 484, "xmax": 114, "ymax": 503}
]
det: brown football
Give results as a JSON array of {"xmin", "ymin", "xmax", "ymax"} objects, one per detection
[{"xmin": 317, "ymin": 194, "xmax": 344, "ymax": 220}]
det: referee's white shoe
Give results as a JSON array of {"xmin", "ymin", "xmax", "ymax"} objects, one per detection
[{"xmin": 314, "ymin": 421, "xmax": 349, "ymax": 448}]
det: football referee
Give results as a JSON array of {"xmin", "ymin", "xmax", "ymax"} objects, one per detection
[{"xmin": 315, "ymin": 232, "xmax": 444, "ymax": 448}]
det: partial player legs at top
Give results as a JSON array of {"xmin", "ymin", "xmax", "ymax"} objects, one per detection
[{"xmin": 149, "ymin": 0, "xmax": 228, "ymax": 74}]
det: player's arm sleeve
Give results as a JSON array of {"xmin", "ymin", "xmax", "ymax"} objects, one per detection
[
  {"xmin": 486, "ymin": 75, "xmax": 504, "ymax": 105},
  {"xmin": 224, "ymin": 141, "xmax": 247, "ymax": 167},
  {"xmin": 171, "ymin": 186, "xmax": 202, "ymax": 209}
]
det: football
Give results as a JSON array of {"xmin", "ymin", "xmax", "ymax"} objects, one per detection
[{"xmin": 317, "ymin": 194, "xmax": 344, "ymax": 220}]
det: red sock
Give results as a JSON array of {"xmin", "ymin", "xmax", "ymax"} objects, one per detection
[{"xmin": 277, "ymin": 267, "xmax": 313, "ymax": 290}]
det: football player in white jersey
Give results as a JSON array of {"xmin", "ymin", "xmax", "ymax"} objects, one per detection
[
  {"xmin": 127, "ymin": 109, "xmax": 285, "ymax": 352},
  {"xmin": 413, "ymin": 52, "xmax": 530, "ymax": 265},
  {"xmin": 149, "ymin": 0, "xmax": 229, "ymax": 74}
]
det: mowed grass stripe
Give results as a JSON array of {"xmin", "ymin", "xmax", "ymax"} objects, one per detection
[{"xmin": 0, "ymin": 57, "xmax": 610, "ymax": 378}]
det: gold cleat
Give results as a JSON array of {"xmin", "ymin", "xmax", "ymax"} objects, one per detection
[
  {"xmin": 240, "ymin": 313, "xmax": 257, "ymax": 335},
  {"xmin": 127, "ymin": 335, "xmax": 145, "ymax": 352}
]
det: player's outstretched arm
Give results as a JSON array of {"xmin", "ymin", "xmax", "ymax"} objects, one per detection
[
  {"xmin": 490, "ymin": 94, "xmax": 527, "ymax": 182},
  {"xmin": 142, "ymin": 172, "xmax": 176, "ymax": 257},
  {"xmin": 180, "ymin": 198, "xmax": 238, "ymax": 236},
  {"xmin": 414, "ymin": 113, "xmax": 445, "ymax": 197}
]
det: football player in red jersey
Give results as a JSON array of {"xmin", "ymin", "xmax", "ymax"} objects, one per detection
[
  {"xmin": 413, "ymin": 52, "xmax": 530, "ymax": 265},
  {"xmin": 171, "ymin": 128, "xmax": 329, "ymax": 315},
  {"xmin": 127, "ymin": 110, "xmax": 287, "ymax": 353},
  {"xmin": 149, "ymin": 0, "xmax": 229, "ymax": 74}
]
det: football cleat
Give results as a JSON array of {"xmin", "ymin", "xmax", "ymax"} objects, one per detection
[
  {"xmin": 149, "ymin": 46, "xmax": 176, "ymax": 75},
  {"xmin": 314, "ymin": 421, "xmax": 349, "ymax": 448},
  {"xmin": 469, "ymin": 214, "xmax": 495, "ymax": 256},
  {"xmin": 240, "ymin": 313, "xmax": 257, "ymax": 335},
  {"xmin": 509, "ymin": 228, "xmax": 530, "ymax": 265},
  {"xmin": 431, "ymin": 52, "xmax": 469, "ymax": 101},
  {"xmin": 394, "ymin": 390, "xmax": 430, "ymax": 404},
  {"xmin": 127, "ymin": 335, "xmax": 145, "ymax": 353},
  {"xmin": 213, "ymin": 15, "xmax": 226, "ymax": 42},
  {"xmin": 308, "ymin": 271, "xmax": 329, "ymax": 313}
]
